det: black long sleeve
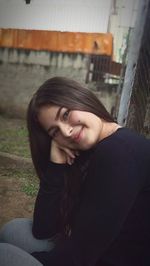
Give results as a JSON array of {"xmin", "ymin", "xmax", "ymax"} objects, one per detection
[
  {"xmin": 32, "ymin": 128, "xmax": 150, "ymax": 266},
  {"xmin": 32, "ymin": 161, "xmax": 66, "ymax": 239}
]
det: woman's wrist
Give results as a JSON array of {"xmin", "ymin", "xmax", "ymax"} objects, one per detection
[{"xmin": 50, "ymin": 158, "xmax": 66, "ymax": 164}]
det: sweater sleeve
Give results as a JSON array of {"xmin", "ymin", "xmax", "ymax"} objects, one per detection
[
  {"xmin": 32, "ymin": 161, "xmax": 66, "ymax": 239},
  {"xmin": 32, "ymin": 137, "xmax": 145, "ymax": 265}
]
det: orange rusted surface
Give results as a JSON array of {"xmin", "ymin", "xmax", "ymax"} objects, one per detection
[{"xmin": 0, "ymin": 29, "xmax": 113, "ymax": 56}]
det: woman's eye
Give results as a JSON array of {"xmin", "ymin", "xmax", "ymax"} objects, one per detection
[{"xmin": 63, "ymin": 109, "xmax": 70, "ymax": 121}]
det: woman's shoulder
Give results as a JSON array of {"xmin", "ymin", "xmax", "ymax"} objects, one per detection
[
  {"xmin": 85, "ymin": 128, "xmax": 150, "ymax": 187},
  {"xmin": 97, "ymin": 127, "xmax": 150, "ymax": 149},
  {"xmin": 93, "ymin": 127, "xmax": 150, "ymax": 163}
]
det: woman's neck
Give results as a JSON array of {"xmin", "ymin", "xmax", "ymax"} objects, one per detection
[{"xmin": 99, "ymin": 121, "xmax": 121, "ymax": 141}]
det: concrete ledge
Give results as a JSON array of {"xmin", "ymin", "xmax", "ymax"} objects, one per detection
[{"xmin": 0, "ymin": 151, "xmax": 33, "ymax": 170}]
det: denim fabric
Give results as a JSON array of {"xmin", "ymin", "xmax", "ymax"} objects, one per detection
[{"xmin": 0, "ymin": 218, "xmax": 55, "ymax": 266}]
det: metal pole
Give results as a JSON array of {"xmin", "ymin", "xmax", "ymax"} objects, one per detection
[{"xmin": 117, "ymin": 0, "xmax": 149, "ymax": 126}]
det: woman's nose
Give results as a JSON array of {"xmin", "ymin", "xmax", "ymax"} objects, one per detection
[{"xmin": 60, "ymin": 124, "xmax": 73, "ymax": 137}]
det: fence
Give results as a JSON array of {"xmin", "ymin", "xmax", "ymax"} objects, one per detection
[
  {"xmin": 125, "ymin": 0, "xmax": 150, "ymax": 136},
  {"xmin": 116, "ymin": 0, "xmax": 150, "ymax": 137},
  {"xmin": 85, "ymin": 54, "xmax": 121, "ymax": 84},
  {"xmin": 85, "ymin": 0, "xmax": 150, "ymax": 137}
]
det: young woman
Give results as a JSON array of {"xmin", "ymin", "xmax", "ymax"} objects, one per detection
[{"xmin": 0, "ymin": 76, "xmax": 150, "ymax": 266}]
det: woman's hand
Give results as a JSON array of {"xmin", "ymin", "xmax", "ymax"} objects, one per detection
[{"xmin": 50, "ymin": 140, "xmax": 78, "ymax": 165}]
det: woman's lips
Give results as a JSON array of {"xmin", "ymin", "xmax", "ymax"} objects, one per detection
[{"xmin": 72, "ymin": 127, "xmax": 83, "ymax": 142}]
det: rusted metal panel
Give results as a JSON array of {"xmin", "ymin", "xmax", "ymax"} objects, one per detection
[{"xmin": 0, "ymin": 29, "xmax": 113, "ymax": 55}]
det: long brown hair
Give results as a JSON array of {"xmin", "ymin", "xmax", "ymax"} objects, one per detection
[{"xmin": 27, "ymin": 76, "xmax": 115, "ymax": 235}]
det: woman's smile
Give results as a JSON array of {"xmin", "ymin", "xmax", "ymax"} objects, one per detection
[
  {"xmin": 71, "ymin": 126, "xmax": 84, "ymax": 143},
  {"xmin": 37, "ymin": 105, "xmax": 104, "ymax": 150}
]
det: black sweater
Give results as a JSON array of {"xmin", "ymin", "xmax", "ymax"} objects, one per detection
[{"xmin": 32, "ymin": 128, "xmax": 150, "ymax": 266}]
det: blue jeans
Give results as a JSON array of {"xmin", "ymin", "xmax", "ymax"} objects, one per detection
[{"xmin": 0, "ymin": 218, "xmax": 55, "ymax": 266}]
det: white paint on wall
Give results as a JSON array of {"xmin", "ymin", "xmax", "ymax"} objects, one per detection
[
  {"xmin": 108, "ymin": 0, "xmax": 140, "ymax": 62},
  {"xmin": 0, "ymin": 0, "xmax": 112, "ymax": 33}
]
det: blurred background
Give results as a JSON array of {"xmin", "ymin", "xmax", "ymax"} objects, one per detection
[{"xmin": 0, "ymin": 0, "xmax": 150, "ymax": 227}]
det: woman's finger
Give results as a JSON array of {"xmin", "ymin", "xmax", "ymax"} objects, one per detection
[
  {"xmin": 66, "ymin": 156, "xmax": 74, "ymax": 165},
  {"xmin": 61, "ymin": 147, "xmax": 76, "ymax": 159}
]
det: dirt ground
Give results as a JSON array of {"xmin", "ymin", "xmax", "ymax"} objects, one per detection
[
  {"xmin": 0, "ymin": 164, "xmax": 36, "ymax": 229},
  {"xmin": 0, "ymin": 114, "xmax": 38, "ymax": 229}
]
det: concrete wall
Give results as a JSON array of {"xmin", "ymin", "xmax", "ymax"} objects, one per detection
[
  {"xmin": 0, "ymin": 63, "xmax": 85, "ymax": 118},
  {"xmin": 108, "ymin": 0, "xmax": 139, "ymax": 62},
  {"xmin": 0, "ymin": 65, "xmax": 119, "ymax": 119},
  {"xmin": 0, "ymin": 48, "xmax": 88, "ymax": 68},
  {"xmin": 0, "ymin": 48, "xmax": 119, "ymax": 119}
]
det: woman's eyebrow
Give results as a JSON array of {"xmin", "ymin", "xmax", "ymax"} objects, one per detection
[
  {"xmin": 47, "ymin": 107, "xmax": 63, "ymax": 133},
  {"xmin": 55, "ymin": 106, "xmax": 63, "ymax": 120}
]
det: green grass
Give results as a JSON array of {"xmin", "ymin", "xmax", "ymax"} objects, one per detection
[
  {"xmin": 22, "ymin": 182, "xmax": 39, "ymax": 196},
  {"xmin": 0, "ymin": 114, "xmax": 30, "ymax": 158},
  {"xmin": 10, "ymin": 167, "xmax": 39, "ymax": 196},
  {"xmin": 0, "ymin": 165, "xmax": 39, "ymax": 197},
  {"xmin": 0, "ymin": 114, "xmax": 39, "ymax": 196}
]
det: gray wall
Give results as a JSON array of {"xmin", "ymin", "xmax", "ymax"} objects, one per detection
[{"xmin": 0, "ymin": 48, "xmax": 119, "ymax": 119}]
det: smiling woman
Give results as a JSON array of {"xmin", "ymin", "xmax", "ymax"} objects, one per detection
[
  {"xmin": 0, "ymin": 77, "xmax": 150, "ymax": 266},
  {"xmin": 38, "ymin": 105, "xmax": 116, "ymax": 154}
]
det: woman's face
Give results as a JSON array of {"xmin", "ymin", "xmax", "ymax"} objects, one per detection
[{"xmin": 38, "ymin": 105, "xmax": 103, "ymax": 150}]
